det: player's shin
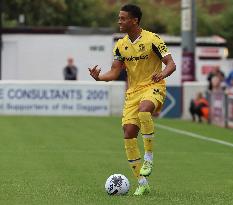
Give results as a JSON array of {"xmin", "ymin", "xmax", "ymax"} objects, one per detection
[
  {"xmin": 124, "ymin": 138, "xmax": 147, "ymax": 185},
  {"xmin": 124, "ymin": 138, "xmax": 142, "ymax": 178},
  {"xmin": 138, "ymin": 112, "xmax": 154, "ymax": 162},
  {"xmin": 142, "ymin": 134, "xmax": 153, "ymax": 162}
]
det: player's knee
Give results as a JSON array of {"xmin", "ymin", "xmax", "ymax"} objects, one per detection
[
  {"xmin": 139, "ymin": 100, "xmax": 156, "ymax": 113},
  {"xmin": 138, "ymin": 112, "xmax": 152, "ymax": 122},
  {"xmin": 138, "ymin": 112, "xmax": 154, "ymax": 134},
  {"xmin": 123, "ymin": 124, "xmax": 139, "ymax": 139}
]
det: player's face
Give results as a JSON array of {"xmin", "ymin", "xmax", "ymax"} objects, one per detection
[{"xmin": 118, "ymin": 11, "xmax": 136, "ymax": 33}]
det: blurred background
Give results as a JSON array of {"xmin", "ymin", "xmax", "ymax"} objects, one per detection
[{"xmin": 0, "ymin": 0, "xmax": 233, "ymax": 127}]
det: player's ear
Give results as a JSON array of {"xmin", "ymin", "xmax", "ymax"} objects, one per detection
[{"xmin": 132, "ymin": 17, "xmax": 138, "ymax": 25}]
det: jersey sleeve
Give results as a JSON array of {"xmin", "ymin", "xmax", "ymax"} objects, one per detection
[
  {"xmin": 151, "ymin": 33, "xmax": 170, "ymax": 60},
  {"xmin": 113, "ymin": 40, "xmax": 124, "ymax": 62}
]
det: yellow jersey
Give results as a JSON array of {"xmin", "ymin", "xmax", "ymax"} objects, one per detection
[{"xmin": 113, "ymin": 29, "xmax": 170, "ymax": 93}]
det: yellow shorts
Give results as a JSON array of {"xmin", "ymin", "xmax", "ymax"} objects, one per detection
[{"xmin": 122, "ymin": 84, "xmax": 166, "ymax": 127}]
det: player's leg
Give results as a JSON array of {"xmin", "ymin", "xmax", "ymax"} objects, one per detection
[
  {"xmin": 123, "ymin": 124, "xmax": 150, "ymax": 195},
  {"xmin": 138, "ymin": 100, "xmax": 155, "ymax": 177},
  {"xmin": 138, "ymin": 85, "xmax": 166, "ymax": 177},
  {"xmin": 122, "ymin": 92, "xmax": 150, "ymax": 195},
  {"xmin": 123, "ymin": 124, "xmax": 141, "ymax": 180}
]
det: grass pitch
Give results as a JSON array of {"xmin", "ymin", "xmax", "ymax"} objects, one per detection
[{"xmin": 0, "ymin": 116, "xmax": 232, "ymax": 205}]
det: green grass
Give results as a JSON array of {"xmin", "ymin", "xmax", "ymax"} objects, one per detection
[{"xmin": 0, "ymin": 116, "xmax": 232, "ymax": 205}]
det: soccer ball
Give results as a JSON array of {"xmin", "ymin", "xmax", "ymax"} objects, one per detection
[{"xmin": 105, "ymin": 174, "xmax": 130, "ymax": 195}]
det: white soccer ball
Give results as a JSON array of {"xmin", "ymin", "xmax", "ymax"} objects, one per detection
[{"xmin": 105, "ymin": 174, "xmax": 130, "ymax": 195}]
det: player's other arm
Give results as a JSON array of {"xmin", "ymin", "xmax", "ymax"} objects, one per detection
[
  {"xmin": 151, "ymin": 34, "xmax": 176, "ymax": 82},
  {"xmin": 89, "ymin": 60, "xmax": 123, "ymax": 81},
  {"xmin": 152, "ymin": 54, "xmax": 176, "ymax": 82}
]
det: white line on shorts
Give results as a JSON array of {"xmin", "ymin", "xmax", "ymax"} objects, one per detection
[{"xmin": 157, "ymin": 124, "xmax": 233, "ymax": 148}]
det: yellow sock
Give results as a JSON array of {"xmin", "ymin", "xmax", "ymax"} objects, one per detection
[
  {"xmin": 124, "ymin": 138, "xmax": 142, "ymax": 179},
  {"xmin": 143, "ymin": 136, "xmax": 153, "ymax": 153},
  {"xmin": 138, "ymin": 112, "xmax": 154, "ymax": 161},
  {"xmin": 138, "ymin": 112, "xmax": 154, "ymax": 135}
]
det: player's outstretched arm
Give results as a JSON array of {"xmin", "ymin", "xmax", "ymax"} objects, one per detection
[
  {"xmin": 152, "ymin": 54, "xmax": 176, "ymax": 82},
  {"xmin": 89, "ymin": 60, "xmax": 123, "ymax": 81}
]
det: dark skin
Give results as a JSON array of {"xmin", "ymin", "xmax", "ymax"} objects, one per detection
[{"xmin": 89, "ymin": 10, "xmax": 176, "ymax": 139}]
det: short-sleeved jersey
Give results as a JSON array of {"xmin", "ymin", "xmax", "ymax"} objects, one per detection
[{"xmin": 113, "ymin": 29, "xmax": 170, "ymax": 93}]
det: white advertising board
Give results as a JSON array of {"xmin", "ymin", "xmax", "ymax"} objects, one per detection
[
  {"xmin": 0, "ymin": 81, "xmax": 111, "ymax": 116},
  {"xmin": 2, "ymin": 35, "xmax": 113, "ymax": 81}
]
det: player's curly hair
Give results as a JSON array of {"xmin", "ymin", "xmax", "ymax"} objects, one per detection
[{"xmin": 121, "ymin": 4, "xmax": 142, "ymax": 24}]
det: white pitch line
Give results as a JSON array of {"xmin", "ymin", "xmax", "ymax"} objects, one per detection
[{"xmin": 157, "ymin": 124, "xmax": 233, "ymax": 148}]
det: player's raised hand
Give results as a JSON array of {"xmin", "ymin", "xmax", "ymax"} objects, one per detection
[
  {"xmin": 88, "ymin": 65, "xmax": 101, "ymax": 81},
  {"xmin": 152, "ymin": 72, "xmax": 164, "ymax": 82}
]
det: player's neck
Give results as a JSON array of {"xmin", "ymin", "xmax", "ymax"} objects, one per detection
[{"xmin": 128, "ymin": 27, "xmax": 142, "ymax": 43}]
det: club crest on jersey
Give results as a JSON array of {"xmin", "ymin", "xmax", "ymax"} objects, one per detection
[{"xmin": 138, "ymin": 44, "xmax": 145, "ymax": 52}]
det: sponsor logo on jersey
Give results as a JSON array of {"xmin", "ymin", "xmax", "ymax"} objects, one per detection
[{"xmin": 124, "ymin": 54, "xmax": 149, "ymax": 61}]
